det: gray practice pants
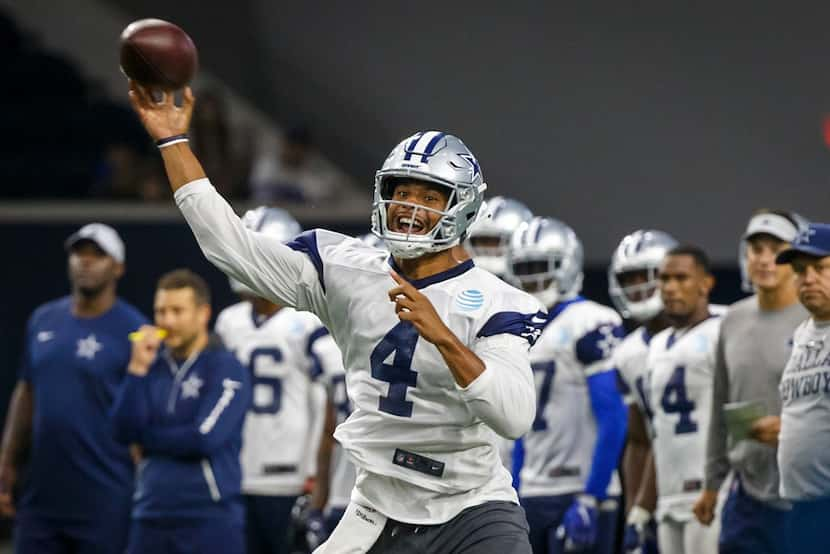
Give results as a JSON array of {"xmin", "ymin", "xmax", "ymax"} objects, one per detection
[{"xmin": 367, "ymin": 501, "xmax": 532, "ymax": 554}]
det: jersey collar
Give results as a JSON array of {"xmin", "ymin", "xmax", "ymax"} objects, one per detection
[
  {"xmin": 387, "ymin": 257, "xmax": 475, "ymax": 289},
  {"xmin": 667, "ymin": 311, "xmax": 717, "ymax": 349}
]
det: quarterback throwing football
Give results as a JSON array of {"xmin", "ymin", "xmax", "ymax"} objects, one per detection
[{"xmin": 128, "ymin": 83, "xmax": 544, "ymax": 553}]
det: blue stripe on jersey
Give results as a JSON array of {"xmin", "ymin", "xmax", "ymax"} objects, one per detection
[
  {"xmin": 286, "ymin": 230, "xmax": 325, "ymax": 293},
  {"xmin": 306, "ymin": 326, "xmax": 330, "ymax": 380},
  {"xmin": 575, "ymin": 323, "xmax": 625, "ymax": 365},
  {"xmin": 477, "ymin": 310, "xmax": 547, "ymax": 346},
  {"xmin": 387, "ymin": 257, "xmax": 475, "ymax": 289},
  {"xmin": 511, "ymin": 437, "xmax": 524, "ymax": 490}
]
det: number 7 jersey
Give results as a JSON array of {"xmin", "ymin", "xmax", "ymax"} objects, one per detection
[{"xmin": 647, "ymin": 314, "xmax": 722, "ymax": 521}]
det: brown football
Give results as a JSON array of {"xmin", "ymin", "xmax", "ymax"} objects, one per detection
[{"xmin": 119, "ymin": 18, "xmax": 198, "ymax": 90}]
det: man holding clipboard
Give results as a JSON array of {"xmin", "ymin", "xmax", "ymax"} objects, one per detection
[{"xmin": 695, "ymin": 210, "xmax": 806, "ymax": 554}]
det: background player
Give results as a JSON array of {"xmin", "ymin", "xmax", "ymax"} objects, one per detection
[
  {"xmin": 507, "ymin": 217, "xmax": 627, "ymax": 553},
  {"xmin": 0, "ymin": 223, "xmax": 146, "ymax": 554},
  {"xmin": 466, "ymin": 196, "xmax": 533, "ymax": 278},
  {"xmin": 215, "ymin": 206, "xmax": 344, "ymax": 554},
  {"xmin": 647, "ymin": 245, "xmax": 720, "ymax": 554},
  {"xmin": 307, "ymin": 234, "xmax": 384, "ymax": 549},
  {"xmin": 607, "ymin": 229, "xmax": 678, "ymax": 553},
  {"xmin": 128, "ymin": 83, "xmax": 543, "ymax": 553}
]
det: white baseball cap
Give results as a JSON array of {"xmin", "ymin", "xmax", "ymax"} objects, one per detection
[
  {"xmin": 742, "ymin": 212, "xmax": 799, "ymax": 243},
  {"xmin": 65, "ymin": 223, "xmax": 125, "ymax": 263}
]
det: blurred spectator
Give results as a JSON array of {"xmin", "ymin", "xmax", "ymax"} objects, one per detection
[
  {"xmin": 249, "ymin": 125, "xmax": 339, "ymax": 204},
  {"xmin": 190, "ymin": 89, "xmax": 252, "ymax": 199}
]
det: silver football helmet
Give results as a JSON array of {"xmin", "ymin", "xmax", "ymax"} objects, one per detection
[
  {"xmin": 230, "ymin": 206, "xmax": 302, "ymax": 295},
  {"xmin": 465, "ymin": 196, "xmax": 533, "ymax": 278},
  {"xmin": 371, "ymin": 131, "xmax": 487, "ymax": 259},
  {"xmin": 506, "ymin": 217, "xmax": 584, "ymax": 308},
  {"xmin": 608, "ymin": 230, "xmax": 678, "ymax": 322}
]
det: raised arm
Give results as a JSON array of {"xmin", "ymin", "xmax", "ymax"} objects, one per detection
[{"xmin": 127, "ymin": 82, "xmax": 323, "ymax": 312}]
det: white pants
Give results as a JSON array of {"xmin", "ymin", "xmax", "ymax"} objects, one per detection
[{"xmin": 657, "ymin": 517, "xmax": 719, "ymax": 554}]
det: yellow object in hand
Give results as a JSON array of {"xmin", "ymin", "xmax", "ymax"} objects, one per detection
[{"xmin": 128, "ymin": 329, "xmax": 168, "ymax": 342}]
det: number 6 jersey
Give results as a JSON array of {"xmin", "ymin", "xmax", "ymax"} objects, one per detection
[
  {"xmin": 215, "ymin": 302, "xmax": 343, "ymax": 497},
  {"xmin": 176, "ymin": 179, "xmax": 544, "ymax": 525},
  {"xmin": 647, "ymin": 314, "xmax": 722, "ymax": 522}
]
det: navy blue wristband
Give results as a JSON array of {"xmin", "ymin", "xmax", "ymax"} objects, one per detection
[{"xmin": 156, "ymin": 134, "xmax": 189, "ymax": 148}]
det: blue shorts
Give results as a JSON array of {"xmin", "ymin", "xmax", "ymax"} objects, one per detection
[
  {"xmin": 125, "ymin": 517, "xmax": 244, "ymax": 554},
  {"xmin": 719, "ymin": 478, "xmax": 791, "ymax": 554},
  {"xmin": 14, "ymin": 513, "xmax": 130, "ymax": 554},
  {"xmin": 788, "ymin": 496, "xmax": 830, "ymax": 554},
  {"xmin": 521, "ymin": 494, "xmax": 619, "ymax": 554},
  {"xmin": 244, "ymin": 494, "xmax": 297, "ymax": 554}
]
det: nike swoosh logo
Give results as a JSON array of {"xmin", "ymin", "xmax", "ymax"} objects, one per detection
[{"xmin": 37, "ymin": 331, "xmax": 54, "ymax": 342}]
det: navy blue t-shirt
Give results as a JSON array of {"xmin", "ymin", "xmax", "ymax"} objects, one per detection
[{"xmin": 18, "ymin": 296, "xmax": 147, "ymax": 522}]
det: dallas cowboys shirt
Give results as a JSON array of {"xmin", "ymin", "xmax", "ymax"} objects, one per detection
[
  {"xmin": 18, "ymin": 296, "xmax": 147, "ymax": 522},
  {"xmin": 110, "ymin": 337, "xmax": 252, "ymax": 521},
  {"xmin": 778, "ymin": 317, "xmax": 830, "ymax": 501}
]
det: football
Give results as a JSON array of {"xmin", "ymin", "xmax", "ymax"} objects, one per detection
[{"xmin": 119, "ymin": 18, "xmax": 198, "ymax": 90}]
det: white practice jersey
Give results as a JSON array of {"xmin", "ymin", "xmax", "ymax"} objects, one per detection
[
  {"xmin": 647, "ymin": 314, "xmax": 721, "ymax": 521},
  {"xmin": 615, "ymin": 326, "xmax": 656, "ymax": 428},
  {"xmin": 519, "ymin": 298, "xmax": 624, "ymax": 498},
  {"xmin": 215, "ymin": 301, "xmax": 343, "ymax": 496},
  {"xmin": 176, "ymin": 179, "xmax": 544, "ymax": 525},
  {"xmin": 327, "ymin": 372, "xmax": 357, "ymax": 510},
  {"xmin": 615, "ymin": 304, "xmax": 728, "ymax": 431}
]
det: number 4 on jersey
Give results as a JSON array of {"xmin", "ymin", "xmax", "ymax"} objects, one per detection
[
  {"xmin": 370, "ymin": 322, "xmax": 420, "ymax": 418},
  {"xmin": 660, "ymin": 365, "xmax": 698, "ymax": 434}
]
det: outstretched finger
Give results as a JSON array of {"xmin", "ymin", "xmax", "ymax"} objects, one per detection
[{"xmin": 183, "ymin": 86, "xmax": 196, "ymax": 111}]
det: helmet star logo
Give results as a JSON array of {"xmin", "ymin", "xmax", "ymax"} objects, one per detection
[{"xmin": 457, "ymin": 153, "xmax": 481, "ymax": 179}]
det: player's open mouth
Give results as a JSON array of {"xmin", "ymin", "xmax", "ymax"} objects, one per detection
[{"xmin": 392, "ymin": 215, "xmax": 427, "ymax": 234}]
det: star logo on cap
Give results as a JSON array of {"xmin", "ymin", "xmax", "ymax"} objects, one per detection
[
  {"xmin": 796, "ymin": 226, "xmax": 816, "ymax": 245},
  {"xmin": 76, "ymin": 334, "xmax": 102, "ymax": 360}
]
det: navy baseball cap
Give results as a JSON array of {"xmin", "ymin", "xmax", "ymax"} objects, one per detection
[{"xmin": 776, "ymin": 223, "xmax": 830, "ymax": 264}]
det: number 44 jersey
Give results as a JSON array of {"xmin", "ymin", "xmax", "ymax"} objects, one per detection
[
  {"xmin": 647, "ymin": 314, "xmax": 722, "ymax": 521},
  {"xmin": 215, "ymin": 302, "xmax": 343, "ymax": 496}
]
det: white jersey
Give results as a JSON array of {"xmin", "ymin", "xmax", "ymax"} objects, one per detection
[
  {"xmin": 614, "ymin": 326, "xmax": 656, "ymax": 426},
  {"xmin": 326, "ymin": 372, "xmax": 357, "ymax": 510},
  {"xmin": 215, "ymin": 301, "xmax": 343, "ymax": 496},
  {"xmin": 519, "ymin": 298, "xmax": 624, "ymax": 498},
  {"xmin": 647, "ymin": 314, "xmax": 721, "ymax": 521},
  {"xmin": 176, "ymin": 179, "xmax": 543, "ymax": 525},
  {"xmin": 614, "ymin": 305, "xmax": 728, "ymax": 429}
]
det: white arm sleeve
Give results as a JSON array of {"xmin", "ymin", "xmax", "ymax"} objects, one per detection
[
  {"xmin": 458, "ymin": 334, "xmax": 536, "ymax": 440},
  {"xmin": 174, "ymin": 179, "xmax": 326, "ymax": 317},
  {"xmin": 310, "ymin": 333, "xmax": 346, "ymax": 384}
]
